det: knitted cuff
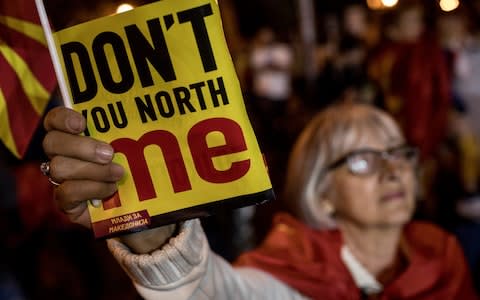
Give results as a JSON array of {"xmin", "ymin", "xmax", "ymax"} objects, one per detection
[{"xmin": 107, "ymin": 219, "xmax": 207, "ymax": 289}]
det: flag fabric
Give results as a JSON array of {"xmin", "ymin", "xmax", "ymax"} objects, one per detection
[{"xmin": 0, "ymin": 0, "xmax": 56, "ymax": 158}]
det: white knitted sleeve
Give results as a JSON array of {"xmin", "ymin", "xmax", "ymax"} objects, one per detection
[{"xmin": 107, "ymin": 219, "xmax": 308, "ymax": 300}]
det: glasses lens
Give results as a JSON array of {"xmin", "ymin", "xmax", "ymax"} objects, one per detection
[
  {"xmin": 390, "ymin": 146, "xmax": 418, "ymax": 163},
  {"xmin": 346, "ymin": 146, "xmax": 417, "ymax": 175},
  {"xmin": 347, "ymin": 152, "xmax": 378, "ymax": 175}
]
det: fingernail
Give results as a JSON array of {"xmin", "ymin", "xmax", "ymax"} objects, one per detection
[
  {"xmin": 90, "ymin": 199, "xmax": 102, "ymax": 208},
  {"xmin": 111, "ymin": 164, "xmax": 125, "ymax": 180},
  {"xmin": 96, "ymin": 144, "xmax": 113, "ymax": 162},
  {"xmin": 67, "ymin": 115, "xmax": 83, "ymax": 132}
]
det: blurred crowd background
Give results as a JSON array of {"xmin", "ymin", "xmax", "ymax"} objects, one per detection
[{"xmin": 2, "ymin": 0, "xmax": 480, "ymax": 298}]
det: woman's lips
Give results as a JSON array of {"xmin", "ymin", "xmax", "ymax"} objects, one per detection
[{"xmin": 381, "ymin": 191, "xmax": 405, "ymax": 202}]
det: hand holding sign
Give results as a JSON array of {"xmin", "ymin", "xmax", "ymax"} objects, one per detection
[
  {"xmin": 37, "ymin": 0, "xmax": 274, "ymax": 238},
  {"xmin": 42, "ymin": 106, "xmax": 122, "ymax": 228},
  {"xmin": 43, "ymin": 106, "xmax": 176, "ymax": 253}
]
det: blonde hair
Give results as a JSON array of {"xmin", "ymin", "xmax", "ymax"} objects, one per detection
[{"xmin": 282, "ymin": 102, "xmax": 404, "ymax": 229}]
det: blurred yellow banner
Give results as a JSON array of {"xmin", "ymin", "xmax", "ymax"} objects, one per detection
[{"xmin": 53, "ymin": 0, "xmax": 273, "ymax": 238}]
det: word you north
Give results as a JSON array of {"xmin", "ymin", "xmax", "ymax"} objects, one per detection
[{"xmin": 58, "ymin": 4, "xmax": 231, "ymax": 134}]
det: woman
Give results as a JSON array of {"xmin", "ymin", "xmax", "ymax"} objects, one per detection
[{"xmin": 42, "ymin": 102, "xmax": 478, "ymax": 299}]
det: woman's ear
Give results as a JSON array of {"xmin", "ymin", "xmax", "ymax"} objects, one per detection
[
  {"xmin": 319, "ymin": 198, "xmax": 335, "ymax": 216},
  {"xmin": 317, "ymin": 179, "xmax": 336, "ymax": 216},
  {"xmin": 310, "ymin": 194, "xmax": 337, "ymax": 228}
]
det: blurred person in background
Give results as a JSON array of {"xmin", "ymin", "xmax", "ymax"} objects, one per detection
[
  {"xmin": 248, "ymin": 26, "xmax": 294, "ymax": 144},
  {"xmin": 437, "ymin": 7, "xmax": 480, "ymax": 200},
  {"xmin": 245, "ymin": 26, "xmax": 296, "ymax": 238},
  {"xmin": 437, "ymin": 8, "xmax": 480, "ymax": 201},
  {"xmin": 367, "ymin": 0, "xmax": 452, "ymax": 220},
  {"xmin": 437, "ymin": 7, "xmax": 480, "ymax": 292},
  {"xmin": 313, "ymin": 3, "xmax": 379, "ymax": 113},
  {"xmin": 40, "ymin": 102, "xmax": 478, "ymax": 299}
]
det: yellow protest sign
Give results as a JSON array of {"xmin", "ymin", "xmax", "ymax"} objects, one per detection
[{"xmin": 50, "ymin": 0, "xmax": 274, "ymax": 238}]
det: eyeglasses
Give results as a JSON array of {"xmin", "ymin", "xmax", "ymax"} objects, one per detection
[{"xmin": 326, "ymin": 145, "xmax": 418, "ymax": 176}]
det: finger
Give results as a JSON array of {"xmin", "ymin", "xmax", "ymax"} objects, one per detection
[
  {"xmin": 44, "ymin": 106, "xmax": 86, "ymax": 134},
  {"xmin": 55, "ymin": 180, "xmax": 118, "ymax": 228},
  {"xmin": 49, "ymin": 156, "xmax": 124, "ymax": 183},
  {"xmin": 43, "ymin": 131, "xmax": 114, "ymax": 164},
  {"xmin": 58, "ymin": 197, "xmax": 92, "ymax": 228},
  {"xmin": 55, "ymin": 180, "xmax": 118, "ymax": 213}
]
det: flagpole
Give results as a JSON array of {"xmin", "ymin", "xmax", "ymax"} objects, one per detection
[
  {"xmin": 35, "ymin": 0, "xmax": 73, "ymax": 108},
  {"xmin": 35, "ymin": 0, "xmax": 101, "ymax": 208}
]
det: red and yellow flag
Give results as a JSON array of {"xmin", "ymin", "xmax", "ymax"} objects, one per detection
[{"xmin": 0, "ymin": 0, "xmax": 56, "ymax": 158}]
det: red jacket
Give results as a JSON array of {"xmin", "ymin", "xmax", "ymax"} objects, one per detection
[
  {"xmin": 235, "ymin": 213, "xmax": 478, "ymax": 300},
  {"xmin": 368, "ymin": 36, "xmax": 451, "ymax": 160}
]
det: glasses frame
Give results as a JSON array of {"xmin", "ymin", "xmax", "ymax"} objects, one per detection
[{"xmin": 326, "ymin": 145, "xmax": 419, "ymax": 176}]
